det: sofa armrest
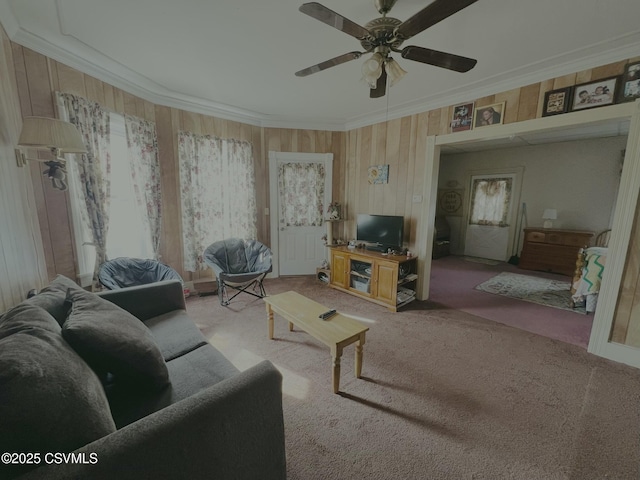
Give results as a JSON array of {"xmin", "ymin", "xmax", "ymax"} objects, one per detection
[
  {"xmin": 18, "ymin": 361, "xmax": 286, "ymax": 480},
  {"xmin": 97, "ymin": 280, "xmax": 186, "ymax": 321}
]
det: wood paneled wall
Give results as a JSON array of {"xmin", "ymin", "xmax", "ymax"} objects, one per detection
[
  {"xmin": 345, "ymin": 114, "xmax": 428, "ymax": 248},
  {"xmin": 0, "ymin": 28, "xmax": 47, "ymax": 311},
  {"xmin": 344, "ymin": 57, "xmax": 640, "ymax": 348},
  {"xmin": 9, "ymin": 39, "xmax": 640, "ymax": 349},
  {"xmin": 10, "ymin": 44, "xmax": 346, "ymax": 282},
  {"xmin": 342, "ymin": 69, "xmax": 636, "ymax": 248}
]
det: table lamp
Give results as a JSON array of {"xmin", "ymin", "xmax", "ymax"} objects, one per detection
[{"xmin": 542, "ymin": 208, "xmax": 557, "ymax": 229}]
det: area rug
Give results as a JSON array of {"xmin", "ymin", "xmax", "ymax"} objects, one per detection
[{"xmin": 475, "ymin": 271, "xmax": 586, "ymax": 314}]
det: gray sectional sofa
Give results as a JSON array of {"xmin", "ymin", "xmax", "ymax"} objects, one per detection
[{"xmin": 0, "ymin": 276, "xmax": 286, "ymax": 480}]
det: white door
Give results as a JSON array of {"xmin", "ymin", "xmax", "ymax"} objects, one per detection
[
  {"xmin": 464, "ymin": 174, "xmax": 516, "ymax": 261},
  {"xmin": 269, "ymin": 152, "xmax": 333, "ymax": 276}
]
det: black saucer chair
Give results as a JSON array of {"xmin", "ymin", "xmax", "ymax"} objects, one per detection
[
  {"xmin": 98, "ymin": 257, "xmax": 183, "ymax": 290},
  {"xmin": 203, "ymin": 238, "xmax": 272, "ymax": 306}
]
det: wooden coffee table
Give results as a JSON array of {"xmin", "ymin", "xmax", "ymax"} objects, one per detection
[{"xmin": 264, "ymin": 291, "xmax": 369, "ymax": 393}]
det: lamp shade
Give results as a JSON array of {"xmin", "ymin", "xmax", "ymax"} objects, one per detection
[
  {"xmin": 18, "ymin": 117, "xmax": 86, "ymax": 154},
  {"xmin": 361, "ymin": 52, "xmax": 383, "ymax": 88},
  {"xmin": 542, "ymin": 209, "xmax": 557, "ymax": 220},
  {"xmin": 385, "ymin": 58, "xmax": 407, "ymax": 86}
]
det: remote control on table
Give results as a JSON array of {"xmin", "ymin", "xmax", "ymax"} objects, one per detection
[{"xmin": 319, "ymin": 309, "xmax": 337, "ymax": 320}]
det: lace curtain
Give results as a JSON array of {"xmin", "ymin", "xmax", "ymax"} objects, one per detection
[
  {"xmin": 178, "ymin": 131, "xmax": 257, "ymax": 271},
  {"xmin": 56, "ymin": 92, "xmax": 111, "ymax": 288},
  {"xmin": 469, "ymin": 178, "xmax": 512, "ymax": 226},
  {"xmin": 278, "ymin": 162, "xmax": 326, "ymax": 227},
  {"xmin": 125, "ymin": 114, "xmax": 162, "ymax": 258}
]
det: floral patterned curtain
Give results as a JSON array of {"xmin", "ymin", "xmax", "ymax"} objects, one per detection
[
  {"xmin": 125, "ymin": 114, "xmax": 162, "ymax": 258},
  {"xmin": 469, "ymin": 177, "xmax": 512, "ymax": 226},
  {"xmin": 178, "ymin": 131, "xmax": 257, "ymax": 271},
  {"xmin": 277, "ymin": 162, "xmax": 325, "ymax": 227},
  {"xmin": 56, "ymin": 92, "xmax": 111, "ymax": 288}
]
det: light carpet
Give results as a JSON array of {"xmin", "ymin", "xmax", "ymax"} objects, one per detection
[
  {"xmin": 475, "ymin": 271, "xmax": 586, "ymax": 314},
  {"xmin": 186, "ymin": 276, "xmax": 639, "ymax": 479}
]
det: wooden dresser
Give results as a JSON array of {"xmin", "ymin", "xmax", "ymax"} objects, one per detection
[{"xmin": 519, "ymin": 228, "xmax": 593, "ymax": 276}]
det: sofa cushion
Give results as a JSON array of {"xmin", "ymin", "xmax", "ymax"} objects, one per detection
[
  {"xmin": 24, "ymin": 274, "xmax": 85, "ymax": 325},
  {"xmin": 107, "ymin": 343, "xmax": 239, "ymax": 428},
  {"xmin": 0, "ymin": 304, "xmax": 116, "ymax": 478},
  {"xmin": 0, "ymin": 303, "xmax": 60, "ymax": 338},
  {"xmin": 144, "ymin": 310, "xmax": 208, "ymax": 361},
  {"xmin": 62, "ymin": 288, "xmax": 170, "ymax": 390}
]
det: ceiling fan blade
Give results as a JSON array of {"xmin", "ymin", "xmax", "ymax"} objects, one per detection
[
  {"xmin": 299, "ymin": 2, "xmax": 370, "ymax": 40},
  {"xmin": 370, "ymin": 68, "xmax": 387, "ymax": 98},
  {"xmin": 396, "ymin": 0, "xmax": 479, "ymax": 40},
  {"xmin": 295, "ymin": 51, "xmax": 363, "ymax": 77},
  {"xmin": 401, "ymin": 46, "xmax": 477, "ymax": 72}
]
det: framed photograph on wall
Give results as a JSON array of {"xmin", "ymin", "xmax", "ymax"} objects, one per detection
[
  {"xmin": 450, "ymin": 102, "xmax": 474, "ymax": 132},
  {"xmin": 542, "ymin": 86, "xmax": 573, "ymax": 116},
  {"xmin": 618, "ymin": 62, "xmax": 640, "ymax": 103},
  {"xmin": 570, "ymin": 76, "xmax": 620, "ymax": 111},
  {"xmin": 473, "ymin": 102, "xmax": 505, "ymax": 128}
]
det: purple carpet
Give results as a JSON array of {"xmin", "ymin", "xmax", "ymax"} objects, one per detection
[{"xmin": 429, "ymin": 255, "xmax": 593, "ymax": 348}]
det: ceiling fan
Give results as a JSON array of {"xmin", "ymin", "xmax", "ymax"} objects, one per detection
[{"xmin": 295, "ymin": 0, "xmax": 479, "ymax": 98}]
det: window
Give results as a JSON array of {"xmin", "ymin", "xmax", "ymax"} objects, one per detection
[
  {"xmin": 105, "ymin": 113, "xmax": 154, "ymax": 260},
  {"xmin": 469, "ymin": 177, "xmax": 513, "ymax": 226},
  {"xmin": 178, "ymin": 131, "xmax": 257, "ymax": 271},
  {"xmin": 65, "ymin": 111, "xmax": 153, "ymax": 286}
]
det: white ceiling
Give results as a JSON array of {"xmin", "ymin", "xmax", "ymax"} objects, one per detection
[{"xmin": 1, "ymin": 0, "xmax": 640, "ymax": 131}]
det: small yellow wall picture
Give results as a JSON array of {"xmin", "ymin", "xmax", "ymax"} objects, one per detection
[{"xmin": 368, "ymin": 165, "xmax": 389, "ymax": 184}]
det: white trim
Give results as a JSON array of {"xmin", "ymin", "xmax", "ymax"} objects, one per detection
[
  {"xmin": 416, "ymin": 136, "xmax": 438, "ymax": 300},
  {"xmin": 345, "ymin": 32, "xmax": 640, "ymax": 131},
  {"xmin": 2, "ymin": 0, "xmax": 639, "ymax": 131},
  {"xmin": 268, "ymin": 151, "xmax": 333, "ymax": 277},
  {"xmin": 588, "ymin": 99, "xmax": 640, "ymax": 367},
  {"xmin": 421, "ymin": 100, "xmax": 640, "ymax": 369}
]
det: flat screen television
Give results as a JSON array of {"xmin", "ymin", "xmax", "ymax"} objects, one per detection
[{"xmin": 356, "ymin": 214, "xmax": 404, "ymax": 252}]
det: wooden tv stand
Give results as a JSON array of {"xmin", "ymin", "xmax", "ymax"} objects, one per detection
[{"xmin": 329, "ymin": 246, "xmax": 418, "ymax": 311}]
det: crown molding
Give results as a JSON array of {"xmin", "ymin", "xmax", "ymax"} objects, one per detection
[
  {"xmin": 345, "ymin": 30, "xmax": 640, "ymax": 130},
  {"xmin": 10, "ymin": 26, "xmax": 272, "ymax": 127},
  {"xmin": 3, "ymin": 0, "xmax": 640, "ymax": 133}
]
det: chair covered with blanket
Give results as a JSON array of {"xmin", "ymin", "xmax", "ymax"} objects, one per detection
[
  {"xmin": 203, "ymin": 238, "xmax": 272, "ymax": 306},
  {"xmin": 98, "ymin": 257, "xmax": 184, "ymax": 290}
]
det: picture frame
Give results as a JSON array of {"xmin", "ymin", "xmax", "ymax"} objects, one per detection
[
  {"xmin": 473, "ymin": 102, "xmax": 505, "ymax": 129},
  {"xmin": 542, "ymin": 86, "xmax": 573, "ymax": 117},
  {"xmin": 450, "ymin": 102, "xmax": 474, "ymax": 132},
  {"xmin": 570, "ymin": 76, "xmax": 620, "ymax": 111},
  {"xmin": 618, "ymin": 62, "xmax": 640, "ymax": 103},
  {"xmin": 368, "ymin": 164, "xmax": 389, "ymax": 184},
  {"xmin": 437, "ymin": 189, "xmax": 464, "ymax": 216}
]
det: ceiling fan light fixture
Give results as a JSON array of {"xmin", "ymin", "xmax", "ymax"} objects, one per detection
[
  {"xmin": 362, "ymin": 52, "xmax": 383, "ymax": 75},
  {"xmin": 385, "ymin": 57, "xmax": 407, "ymax": 86},
  {"xmin": 296, "ymin": 0, "xmax": 479, "ymax": 98},
  {"xmin": 361, "ymin": 52, "xmax": 384, "ymax": 88}
]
